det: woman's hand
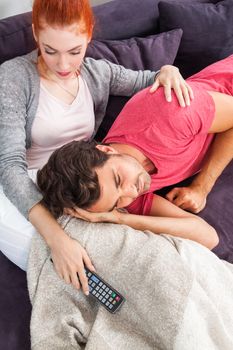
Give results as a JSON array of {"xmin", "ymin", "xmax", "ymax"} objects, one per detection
[
  {"xmin": 28, "ymin": 202, "xmax": 95, "ymax": 294},
  {"xmin": 166, "ymin": 184, "xmax": 207, "ymax": 213},
  {"xmin": 150, "ymin": 65, "xmax": 194, "ymax": 107},
  {"xmin": 50, "ymin": 232, "xmax": 95, "ymax": 295}
]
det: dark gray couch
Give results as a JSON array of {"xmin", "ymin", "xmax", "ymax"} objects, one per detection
[{"xmin": 0, "ymin": 0, "xmax": 232, "ymax": 348}]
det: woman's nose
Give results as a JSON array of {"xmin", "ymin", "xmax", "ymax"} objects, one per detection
[{"xmin": 57, "ymin": 55, "xmax": 69, "ymax": 70}]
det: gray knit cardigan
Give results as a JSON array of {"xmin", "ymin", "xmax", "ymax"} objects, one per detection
[{"xmin": 0, "ymin": 50, "xmax": 155, "ymax": 218}]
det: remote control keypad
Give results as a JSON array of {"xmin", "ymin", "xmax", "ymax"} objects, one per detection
[{"xmin": 85, "ymin": 268, "xmax": 125, "ymax": 313}]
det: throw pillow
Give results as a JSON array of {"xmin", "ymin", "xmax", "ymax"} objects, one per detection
[
  {"xmin": 92, "ymin": 0, "xmax": 220, "ymax": 40},
  {"xmin": 87, "ymin": 29, "xmax": 183, "ymax": 71},
  {"xmin": 159, "ymin": 0, "xmax": 233, "ymax": 77},
  {"xmin": 93, "ymin": 0, "xmax": 159, "ymax": 40}
]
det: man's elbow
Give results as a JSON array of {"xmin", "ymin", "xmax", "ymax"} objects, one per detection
[{"xmin": 208, "ymin": 227, "xmax": 219, "ymax": 250}]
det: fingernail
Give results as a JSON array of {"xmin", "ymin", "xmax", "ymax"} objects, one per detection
[{"xmin": 85, "ymin": 290, "xmax": 89, "ymax": 296}]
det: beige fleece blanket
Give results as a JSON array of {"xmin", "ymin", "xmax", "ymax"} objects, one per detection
[{"xmin": 27, "ymin": 216, "xmax": 233, "ymax": 350}]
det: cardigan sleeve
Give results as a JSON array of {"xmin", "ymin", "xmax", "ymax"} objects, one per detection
[{"xmin": 0, "ymin": 57, "xmax": 42, "ymax": 218}]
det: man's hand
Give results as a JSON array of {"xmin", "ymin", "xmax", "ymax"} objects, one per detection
[
  {"xmin": 165, "ymin": 185, "xmax": 207, "ymax": 213},
  {"xmin": 65, "ymin": 206, "xmax": 124, "ymax": 223},
  {"xmin": 150, "ymin": 65, "xmax": 194, "ymax": 107}
]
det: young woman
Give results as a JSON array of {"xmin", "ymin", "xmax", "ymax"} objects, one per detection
[{"xmin": 0, "ymin": 0, "xmax": 193, "ymax": 294}]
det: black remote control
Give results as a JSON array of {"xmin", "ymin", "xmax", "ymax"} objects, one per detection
[
  {"xmin": 50, "ymin": 259, "xmax": 125, "ymax": 313},
  {"xmin": 85, "ymin": 267, "xmax": 125, "ymax": 313}
]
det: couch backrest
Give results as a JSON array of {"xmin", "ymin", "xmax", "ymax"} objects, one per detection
[{"xmin": 0, "ymin": 0, "xmax": 220, "ymax": 65}]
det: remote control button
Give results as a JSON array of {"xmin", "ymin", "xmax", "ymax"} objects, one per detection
[
  {"xmin": 112, "ymin": 300, "xmax": 116, "ymax": 305},
  {"xmin": 102, "ymin": 292, "xmax": 106, "ymax": 296},
  {"xmin": 102, "ymin": 298, "xmax": 106, "ymax": 303},
  {"xmin": 109, "ymin": 305, "xmax": 113, "ymax": 309},
  {"xmin": 96, "ymin": 292, "xmax": 100, "ymax": 297},
  {"xmin": 91, "ymin": 275, "xmax": 99, "ymax": 283},
  {"xmin": 87, "ymin": 272, "xmax": 92, "ymax": 278},
  {"xmin": 105, "ymin": 287, "xmax": 109, "ymax": 292},
  {"xmin": 111, "ymin": 292, "xmax": 116, "ymax": 298},
  {"xmin": 109, "ymin": 297, "xmax": 113, "ymax": 302},
  {"xmin": 96, "ymin": 286, "xmax": 100, "ymax": 291},
  {"xmin": 99, "ymin": 296, "xmax": 103, "ymax": 301},
  {"xmin": 99, "ymin": 282, "xmax": 103, "ymax": 286},
  {"xmin": 99, "ymin": 289, "xmax": 103, "ymax": 294},
  {"xmin": 102, "ymin": 285, "xmax": 106, "ymax": 290},
  {"xmin": 115, "ymin": 296, "xmax": 121, "ymax": 301},
  {"xmin": 106, "ymin": 301, "xmax": 110, "ymax": 306},
  {"xmin": 93, "ymin": 290, "xmax": 96, "ymax": 295}
]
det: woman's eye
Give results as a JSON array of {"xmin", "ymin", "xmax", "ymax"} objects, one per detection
[
  {"xmin": 71, "ymin": 51, "xmax": 81, "ymax": 55},
  {"xmin": 45, "ymin": 50, "xmax": 56, "ymax": 55}
]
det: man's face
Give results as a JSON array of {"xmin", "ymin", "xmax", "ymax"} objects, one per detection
[{"xmin": 87, "ymin": 153, "xmax": 151, "ymax": 212}]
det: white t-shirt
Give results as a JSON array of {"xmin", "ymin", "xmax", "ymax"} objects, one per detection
[{"xmin": 26, "ymin": 75, "xmax": 95, "ymax": 169}]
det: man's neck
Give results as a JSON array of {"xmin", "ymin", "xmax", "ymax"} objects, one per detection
[{"xmin": 109, "ymin": 143, "xmax": 157, "ymax": 174}]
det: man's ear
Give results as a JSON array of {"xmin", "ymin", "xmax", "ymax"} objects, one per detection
[{"xmin": 96, "ymin": 144, "xmax": 119, "ymax": 154}]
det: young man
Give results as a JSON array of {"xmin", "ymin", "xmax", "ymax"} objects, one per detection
[{"xmin": 37, "ymin": 55, "xmax": 233, "ymax": 249}]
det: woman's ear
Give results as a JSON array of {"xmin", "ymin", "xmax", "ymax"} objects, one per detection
[
  {"xmin": 96, "ymin": 144, "xmax": 119, "ymax": 154},
  {"xmin": 32, "ymin": 24, "xmax": 37, "ymax": 42}
]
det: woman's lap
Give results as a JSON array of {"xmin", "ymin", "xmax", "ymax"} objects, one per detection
[{"xmin": 0, "ymin": 171, "xmax": 38, "ymax": 270}]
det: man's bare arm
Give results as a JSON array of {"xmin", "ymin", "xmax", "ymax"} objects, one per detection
[{"xmin": 166, "ymin": 91, "xmax": 233, "ymax": 213}]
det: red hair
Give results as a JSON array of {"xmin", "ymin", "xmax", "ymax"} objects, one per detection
[{"xmin": 32, "ymin": 0, "xmax": 94, "ymax": 37}]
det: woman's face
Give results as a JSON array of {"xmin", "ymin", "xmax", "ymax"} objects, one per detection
[{"xmin": 35, "ymin": 24, "xmax": 90, "ymax": 79}]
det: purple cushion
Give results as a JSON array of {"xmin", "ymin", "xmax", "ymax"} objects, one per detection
[
  {"xmin": 159, "ymin": 0, "xmax": 233, "ymax": 77},
  {"xmin": 93, "ymin": 0, "xmax": 159, "ymax": 39},
  {"xmin": 0, "ymin": 12, "xmax": 35, "ymax": 65},
  {"xmin": 87, "ymin": 29, "xmax": 183, "ymax": 71},
  {"xmin": 93, "ymin": 0, "xmax": 220, "ymax": 40}
]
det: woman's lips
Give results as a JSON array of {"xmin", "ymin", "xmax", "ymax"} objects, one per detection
[{"xmin": 56, "ymin": 71, "xmax": 71, "ymax": 77}]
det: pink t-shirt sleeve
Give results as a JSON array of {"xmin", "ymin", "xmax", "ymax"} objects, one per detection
[{"xmin": 126, "ymin": 192, "xmax": 154, "ymax": 215}]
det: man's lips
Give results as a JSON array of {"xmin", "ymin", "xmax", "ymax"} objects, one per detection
[{"xmin": 137, "ymin": 177, "xmax": 144, "ymax": 195}]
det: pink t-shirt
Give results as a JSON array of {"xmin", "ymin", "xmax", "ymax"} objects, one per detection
[{"xmin": 103, "ymin": 55, "xmax": 233, "ymax": 215}]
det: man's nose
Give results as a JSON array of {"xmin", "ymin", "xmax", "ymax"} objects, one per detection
[{"xmin": 121, "ymin": 183, "xmax": 138, "ymax": 198}]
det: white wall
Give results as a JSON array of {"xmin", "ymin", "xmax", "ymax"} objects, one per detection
[{"xmin": 0, "ymin": 0, "xmax": 113, "ymax": 19}]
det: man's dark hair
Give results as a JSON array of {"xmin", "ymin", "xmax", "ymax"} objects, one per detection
[{"xmin": 37, "ymin": 140, "xmax": 110, "ymax": 218}]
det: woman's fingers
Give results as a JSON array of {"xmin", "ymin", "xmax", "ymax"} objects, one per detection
[
  {"xmin": 149, "ymin": 79, "xmax": 160, "ymax": 93},
  {"xmin": 70, "ymin": 271, "xmax": 81, "ymax": 290},
  {"xmin": 76, "ymin": 264, "xmax": 90, "ymax": 295}
]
